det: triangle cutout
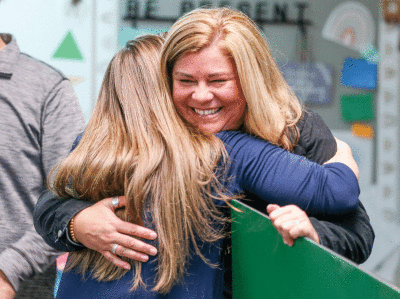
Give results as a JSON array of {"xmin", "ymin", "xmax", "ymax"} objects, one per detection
[{"xmin": 53, "ymin": 31, "xmax": 83, "ymax": 60}]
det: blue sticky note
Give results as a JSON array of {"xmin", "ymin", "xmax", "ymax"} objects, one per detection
[{"xmin": 341, "ymin": 58, "xmax": 377, "ymax": 89}]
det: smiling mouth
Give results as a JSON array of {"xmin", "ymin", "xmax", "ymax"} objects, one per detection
[{"xmin": 192, "ymin": 108, "xmax": 222, "ymax": 116}]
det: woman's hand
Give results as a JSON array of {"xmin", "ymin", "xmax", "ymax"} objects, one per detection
[
  {"xmin": 72, "ymin": 196, "xmax": 158, "ymax": 270},
  {"xmin": 0, "ymin": 270, "xmax": 15, "ymax": 299},
  {"xmin": 267, "ymin": 204, "xmax": 320, "ymax": 246},
  {"xmin": 324, "ymin": 138, "xmax": 359, "ymax": 179}
]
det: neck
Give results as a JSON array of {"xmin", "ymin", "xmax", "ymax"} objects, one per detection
[{"xmin": 0, "ymin": 38, "xmax": 6, "ymax": 51}]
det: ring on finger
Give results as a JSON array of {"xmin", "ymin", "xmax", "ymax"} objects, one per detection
[
  {"xmin": 111, "ymin": 243, "xmax": 119, "ymax": 254},
  {"xmin": 111, "ymin": 196, "xmax": 119, "ymax": 208}
]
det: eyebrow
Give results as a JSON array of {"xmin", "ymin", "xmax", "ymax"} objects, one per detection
[{"xmin": 173, "ymin": 71, "xmax": 232, "ymax": 78}]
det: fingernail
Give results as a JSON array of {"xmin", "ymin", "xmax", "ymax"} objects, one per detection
[
  {"xmin": 150, "ymin": 248, "xmax": 158, "ymax": 255},
  {"xmin": 124, "ymin": 264, "xmax": 131, "ymax": 270},
  {"xmin": 141, "ymin": 255, "xmax": 149, "ymax": 262},
  {"xmin": 150, "ymin": 232, "xmax": 157, "ymax": 239}
]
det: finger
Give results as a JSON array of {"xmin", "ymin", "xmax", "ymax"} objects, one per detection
[
  {"xmin": 275, "ymin": 226, "xmax": 295, "ymax": 247},
  {"xmin": 112, "ymin": 244, "xmax": 150, "ymax": 262},
  {"xmin": 271, "ymin": 211, "xmax": 299, "ymax": 227},
  {"xmin": 269, "ymin": 206, "xmax": 292, "ymax": 222},
  {"xmin": 114, "ymin": 232, "xmax": 158, "ymax": 256},
  {"xmin": 105, "ymin": 196, "xmax": 126, "ymax": 211},
  {"xmin": 118, "ymin": 196, "xmax": 127, "ymax": 207},
  {"xmin": 266, "ymin": 204, "xmax": 280, "ymax": 214},
  {"xmin": 116, "ymin": 221, "xmax": 157, "ymax": 241},
  {"xmin": 270, "ymin": 217, "xmax": 293, "ymax": 246},
  {"xmin": 271, "ymin": 216, "xmax": 302, "ymax": 247},
  {"xmin": 101, "ymin": 250, "xmax": 132, "ymax": 270},
  {"xmin": 288, "ymin": 222, "xmax": 320, "ymax": 244}
]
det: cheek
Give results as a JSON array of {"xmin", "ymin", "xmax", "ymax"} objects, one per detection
[
  {"xmin": 232, "ymin": 103, "xmax": 247, "ymax": 124},
  {"xmin": 172, "ymin": 83, "xmax": 189, "ymax": 104},
  {"xmin": 172, "ymin": 86, "xmax": 183, "ymax": 107}
]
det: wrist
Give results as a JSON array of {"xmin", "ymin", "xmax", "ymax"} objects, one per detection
[{"xmin": 68, "ymin": 215, "xmax": 81, "ymax": 244}]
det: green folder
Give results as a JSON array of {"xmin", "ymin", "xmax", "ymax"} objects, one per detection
[{"xmin": 231, "ymin": 200, "xmax": 400, "ymax": 299}]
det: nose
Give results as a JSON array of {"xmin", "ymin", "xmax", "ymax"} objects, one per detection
[{"xmin": 192, "ymin": 82, "xmax": 213, "ymax": 102}]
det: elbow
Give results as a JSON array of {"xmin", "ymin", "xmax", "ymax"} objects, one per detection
[{"xmin": 328, "ymin": 181, "xmax": 360, "ymax": 214}]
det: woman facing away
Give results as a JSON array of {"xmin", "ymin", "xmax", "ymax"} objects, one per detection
[{"xmin": 46, "ymin": 32, "xmax": 360, "ymax": 298}]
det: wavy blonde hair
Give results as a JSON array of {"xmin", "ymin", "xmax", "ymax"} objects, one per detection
[
  {"xmin": 49, "ymin": 34, "xmax": 232, "ymax": 293},
  {"xmin": 161, "ymin": 7, "xmax": 303, "ymax": 150}
]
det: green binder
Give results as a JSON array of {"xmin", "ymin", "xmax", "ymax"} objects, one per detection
[{"xmin": 231, "ymin": 200, "xmax": 400, "ymax": 299}]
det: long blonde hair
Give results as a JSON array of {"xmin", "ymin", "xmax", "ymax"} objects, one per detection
[
  {"xmin": 161, "ymin": 7, "xmax": 302, "ymax": 150},
  {"xmin": 49, "ymin": 34, "xmax": 232, "ymax": 293}
]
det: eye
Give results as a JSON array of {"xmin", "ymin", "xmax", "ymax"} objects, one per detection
[
  {"xmin": 179, "ymin": 79, "xmax": 195, "ymax": 84},
  {"xmin": 210, "ymin": 79, "xmax": 226, "ymax": 84}
]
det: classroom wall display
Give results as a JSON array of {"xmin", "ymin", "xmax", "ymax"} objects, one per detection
[
  {"xmin": 322, "ymin": 1, "xmax": 375, "ymax": 53},
  {"xmin": 350, "ymin": 123, "xmax": 374, "ymax": 139},
  {"xmin": 340, "ymin": 93, "xmax": 374, "ymax": 122},
  {"xmin": 341, "ymin": 57, "xmax": 378, "ymax": 89},
  {"xmin": 376, "ymin": 20, "xmax": 400, "ymax": 223},
  {"xmin": 279, "ymin": 62, "xmax": 332, "ymax": 104},
  {"xmin": 122, "ymin": 0, "xmax": 312, "ymax": 29},
  {"xmin": 361, "ymin": 44, "xmax": 380, "ymax": 64},
  {"xmin": 231, "ymin": 200, "xmax": 400, "ymax": 299},
  {"xmin": 0, "ymin": 0, "xmax": 119, "ymax": 123},
  {"xmin": 52, "ymin": 31, "xmax": 84, "ymax": 60}
]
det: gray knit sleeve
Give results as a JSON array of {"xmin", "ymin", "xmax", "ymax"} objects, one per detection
[{"xmin": 0, "ymin": 79, "xmax": 84, "ymax": 291}]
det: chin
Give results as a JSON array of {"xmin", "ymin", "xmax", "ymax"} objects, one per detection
[{"xmin": 198, "ymin": 126, "xmax": 220, "ymax": 134}]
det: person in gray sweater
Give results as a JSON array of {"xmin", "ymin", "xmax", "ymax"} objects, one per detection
[{"xmin": 0, "ymin": 33, "xmax": 85, "ymax": 298}]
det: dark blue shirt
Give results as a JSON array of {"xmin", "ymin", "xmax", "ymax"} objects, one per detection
[{"xmin": 55, "ymin": 130, "xmax": 359, "ymax": 299}]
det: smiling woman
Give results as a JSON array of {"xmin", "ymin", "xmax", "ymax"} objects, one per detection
[
  {"xmin": 161, "ymin": 8, "xmax": 303, "ymax": 152},
  {"xmin": 172, "ymin": 43, "xmax": 247, "ymax": 133}
]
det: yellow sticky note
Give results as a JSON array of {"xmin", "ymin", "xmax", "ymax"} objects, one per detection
[{"xmin": 351, "ymin": 123, "xmax": 374, "ymax": 139}]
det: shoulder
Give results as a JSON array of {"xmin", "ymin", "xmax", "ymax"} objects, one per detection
[
  {"xmin": 294, "ymin": 110, "xmax": 337, "ymax": 164},
  {"xmin": 216, "ymin": 131, "xmax": 273, "ymax": 150},
  {"xmin": 18, "ymin": 52, "xmax": 67, "ymax": 83}
]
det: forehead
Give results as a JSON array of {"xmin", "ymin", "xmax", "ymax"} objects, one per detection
[{"xmin": 173, "ymin": 44, "xmax": 236, "ymax": 74}]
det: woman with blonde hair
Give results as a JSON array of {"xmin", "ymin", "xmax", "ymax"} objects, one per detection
[
  {"xmin": 47, "ymin": 31, "xmax": 360, "ymax": 298},
  {"xmin": 161, "ymin": 7, "xmax": 302, "ymax": 151},
  {"xmin": 160, "ymin": 8, "xmax": 372, "ymax": 296}
]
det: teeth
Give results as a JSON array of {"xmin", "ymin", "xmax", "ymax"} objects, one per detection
[{"xmin": 193, "ymin": 108, "xmax": 221, "ymax": 116}]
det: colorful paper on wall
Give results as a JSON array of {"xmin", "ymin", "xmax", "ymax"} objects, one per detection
[
  {"xmin": 52, "ymin": 31, "xmax": 83, "ymax": 60},
  {"xmin": 322, "ymin": 2, "xmax": 375, "ymax": 52},
  {"xmin": 341, "ymin": 93, "xmax": 374, "ymax": 122},
  {"xmin": 341, "ymin": 58, "xmax": 377, "ymax": 89},
  {"xmin": 279, "ymin": 62, "xmax": 333, "ymax": 104},
  {"xmin": 351, "ymin": 123, "xmax": 374, "ymax": 139}
]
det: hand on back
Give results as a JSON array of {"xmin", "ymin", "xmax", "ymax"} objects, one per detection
[{"xmin": 73, "ymin": 196, "xmax": 158, "ymax": 270}]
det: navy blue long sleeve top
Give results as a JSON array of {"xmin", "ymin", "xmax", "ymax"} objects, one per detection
[{"xmin": 55, "ymin": 130, "xmax": 359, "ymax": 299}]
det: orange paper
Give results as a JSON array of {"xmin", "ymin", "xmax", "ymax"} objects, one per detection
[{"xmin": 351, "ymin": 123, "xmax": 374, "ymax": 139}]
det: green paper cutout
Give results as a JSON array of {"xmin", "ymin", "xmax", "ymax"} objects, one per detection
[
  {"xmin": 340, "ymin": 93, "xmax": 374, "ymax": 122},
  {"xmin": 52, "ymin": 31, "xmax": 83, "ymax": 61}
]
